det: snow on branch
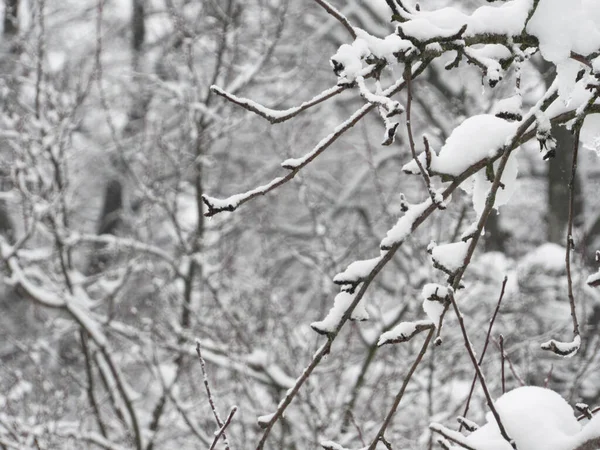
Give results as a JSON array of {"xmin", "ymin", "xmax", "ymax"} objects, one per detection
[
  {"xmin": 429, "ymin": 423, "xmax": 478, "ymax": 450},
  {"xmin": 202, "ymin": 177, "xmax": 284, "ymax": 216},
  {"xmin": 333, "ymin": 256, "xmax": 382, "ymax": 287},
  {"xmin": 356, "ymin": 76, "xmax": 404, "ymax": 116},
  {"xmin": 203, "ymin": 69, "xmax": 425, "ymax": 217},
  {"xmin": 378, "ymin": 320, "xmax": 434, "ymax": 346},
  {"xmin": 541, "ymin": 335, "xmax": 581, "ymax": 358},
  {"xmin": 311, "ymin": 288, "xmax": 369, "ymax": 336}
]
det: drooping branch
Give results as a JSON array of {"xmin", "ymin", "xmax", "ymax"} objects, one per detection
[
  {"xmin": 210, "ymin": 83, "xmax": 347, "ymax": 124},
  {"xmin": 204, "ymin": 62, "xmax": 431, "ymax": 217}
]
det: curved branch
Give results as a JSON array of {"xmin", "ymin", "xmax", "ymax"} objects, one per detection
[{"xmin": 312, "ymin": 0, "xmax": 356, "ymax": 40}]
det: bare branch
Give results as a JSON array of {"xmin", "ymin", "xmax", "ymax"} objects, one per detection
[
  {"xmin": 366, "ymin": 328, "xmax": 434, "ymax": 450},
  {"xmin": 210, "ymin": 83, "xmax": 346, "ymax": 124},
  {"xmin": 459, "ymin": 277, "xmax": 508, "ymax": 431},
  {"xmin": 209, "ymin": 406, "xmax": 238, "ymax": 450},
  {"xmin": 449, "ymin": 290, "xmax": 515, "ymax": 448},
  {"xmin": 312, "ymin": 0, "xmax": 356, "ymax": 39}
]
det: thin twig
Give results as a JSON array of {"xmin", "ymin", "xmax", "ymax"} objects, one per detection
[
  {"xmin": 204, "ymin": 62, "xmax": 432, "ymax": 217},
  {"xmin": 366, "ymin": 328, "xmax": 434, "ymax": 450},
  {"xmin": 459, "ymin": 276, "xmax": 508, "ymax": 430},
  {"xmin": 493, "ymin": 337, "xmax": 526, "ymax": 387},
  {"xmin": 209, "ymin": 406, "xmax": 238, "ymax": 450},
  {"xmin": 256, "ymin": 81, "xmax": 559, "ymax": 450},
  {"xmin": 543, "ymin": 364, "xmax": 554, "ymax": 388},
  {"xmin": 196, "ymin": 340, "xmax": 230, "ymax": 450},
  {"xmin": 405, "ymin": 65, "xmax": 443, "ymax": 210},
  {"xmin": 430, "ymin": 424, "xmax": 477, "ymax": 450},
  {"xmin": 566, "ymin": 126, "xmax": 582, "ymax": 338},
  {"xmin": 449, "ymin": 291, "xmax": 515, "ymax": 448},
  {"xmin": 500, "ymin": 335, "xmax": 506, "ymax": 394}
]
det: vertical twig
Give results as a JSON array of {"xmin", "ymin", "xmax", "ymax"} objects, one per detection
[
  {"xmin": 209, "ymin": 406, "xmax": 238, "ymax": 450},
  {"xmin": 500, "ymin": 335, "xmax": 506, "ymax": 394},
  {"xmin": 367, "ymin": 328, "xmax": 434, "ymax": 450},
  {"xmin": 459, "ymin": 277, "xmax": 508, "ymax": 430},
  {"xmin": 405, "ymin": 65, "xmax": 443, "ymax": 210},
  {"xmin": 544, "ymin": 364, "xmax": 554, "ymax": 388},
  {"xmin": 196, "ymin": 340, "xmax": 231, "ymax": 450},
  {"xmin": 565, "ymin": 126, "xmax": 581, "ymax": 338},
  {"xmin": 493, "ymin": 337, "xmax": 525, "ymax": 387},
  {"xmin": 449, "ymin": 291, "xmax": 515, "ymax": 448},
  {"xmin": 427, "ymin": 346, "xmax": 435, "ymax": 450}
]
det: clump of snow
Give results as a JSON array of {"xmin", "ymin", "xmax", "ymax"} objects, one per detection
[
  {"xmin": 330, "ymin": 40, "xmax": 370, "ymax": 82},
  {"xmin": 311, "ymin": 287, "xmax": 367, "ymax": 335},
  {"xmin": 381, "ymin": 199, "xmax": 432, "ymax": 250},
  {"xmin": 378, "ymin": 320, "xmax": 433, "ymax": 346},
  {"xmin": 526, "ymin": 0, "xmax": 600, "ymax": 64},
  {"xmin": 354, "ymin": 28, "xmax": 412, "ymax": 64},
  {"xmin": 333, "ymin": 256, "xmax": 381, "ymax": 285},
  {"xmin": 493, "ymin": 95, "xmax": 523, "ymax": 121},
  {"xmin": 257, "ymin": 413, "xmax": 275, "ymax": 428},
  {"xmin": 431, "ymin": 241, "xmax": 469, "ymax": 273},
  {"xmin": 421, "ymin": 284, "xmax": 450, "ymax": 326},
  {"xmin": 455, "ymin": 386, "xmax": 582, "ymax": 450},
  {"xmin": 398, "ymin": 0, "xmax": 531, "ymax": 42},
  {"xmin": 431, "ymin": 115, "xmax": 518, "ymax": 177},
  {"xmin": 401, "ymin": 151, "xmax": 428, "ymax": 175},
  {"xmin": 541, "ymin": 334, "xmax": 581, "ymax": 357},
  {"xmin": 423, "ymin": 298, "xmax": 446, "ymax": 326}
]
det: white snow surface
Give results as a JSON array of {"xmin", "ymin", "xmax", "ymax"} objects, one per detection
[
  {"xmin": 354, "ymin": 28, "xmax": 412, "ymax": 64},
  {"xmin": 431, "ymin": 115, "xmax": 518, "ymax": 177},
  {"xmin": 492, "ymin": 95, "xmax": 523, "ymax": 118},
  {"xmin": 431, "ymin": 241, "xmax": 469, "ymax": 272},
  {"xmin": 423, "ymin": 298, "xmax": 445, "ymax": 326},
  {"xmin": 421, "ymin": 283, "xmax": 449, "ymax": 325},
  {"xmin": 581, "ymin": 114, "xmax": 600, "ymax": 156},
  {"xmin": 399, "ymin": 0, "xmax": 531, "ymax": 41},
  {"xmin": 453, "ymin": 386, "xmax": 587, "ymax": 450},
  {"xmin": 330, "ymin": 40, "xmax": 369, "ymax": 82},
  {"xmin": 526, "ymin": 0, "xmax": 600, "ymax": 64}
]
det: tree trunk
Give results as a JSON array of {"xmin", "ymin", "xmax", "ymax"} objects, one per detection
[
  {"xmin": 546, "ymin": 123, "xmax": 584, "ymax": 243},
  {"xmin": 3, "ymin": 0, "xmax": 18, "ymax": 36},
  {"xmin": 538, "ymin": 59, "xmax": 584, "ymax": 243},
  {"xmin": 131, "ymin": 0, "xmax": 145, "ymax": 70},
  {"xmin": 87, "ymin": 179, "xmax": 123, "ymax": 274}
]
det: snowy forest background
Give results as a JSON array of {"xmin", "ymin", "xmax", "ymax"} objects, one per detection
[{"xmin": 1, "ymin": 0, "xmax": 600, "ymax": 449}]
